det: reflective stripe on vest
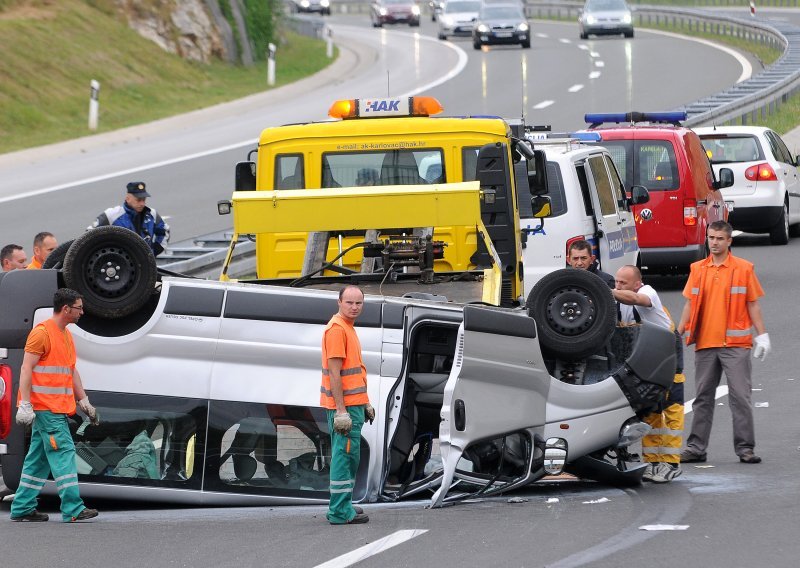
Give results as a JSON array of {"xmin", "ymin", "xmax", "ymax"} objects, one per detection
[
  {"xmin": 29, "ymin": 319, "xmax": 77, "ymax": 415},
  {"xmin": 320, "ymin": 314, "xmax": 369, "ymax": 409}
]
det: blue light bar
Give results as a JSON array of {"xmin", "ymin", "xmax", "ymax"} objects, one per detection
[
  {"xmin": 567, "ymin": 131, "xmax": 602, "ymax": 141},
  {"xmin": 584, "ymin": 111, "xmax": 688, "ymax": 127}
]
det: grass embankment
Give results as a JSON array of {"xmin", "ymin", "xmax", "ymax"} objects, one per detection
[{"xmin": 0, "ymin": 1, "xmax": 333, "ymax": 153}]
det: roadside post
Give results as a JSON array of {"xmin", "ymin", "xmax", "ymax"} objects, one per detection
[
  {"xmin": 267, "ymin": 43, "xmax": 277, "ymax": 86},
  {"xmin": 88, "ymin": 79, "xmax": 100, "ymax": 131},
  {"xmin": 326, "ymin": 27, "xmax": 334, "ymax": 58}
]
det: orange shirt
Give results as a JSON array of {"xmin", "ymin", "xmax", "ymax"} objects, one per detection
[
  {"xmin": 26, "ymin": 257, "xmax": 42, "ymax": 270},
  {"xmin": 24, "ymin": 325, "xmax": 52, "ymax": 355},
  {"xmin": 683, "ymin": 254, "xmax": 764, "ymax": 350}
]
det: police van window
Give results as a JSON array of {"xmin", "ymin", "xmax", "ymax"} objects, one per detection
[
  {"xmin": 588, "ymin": 155, "xmax": 618, "ymax": 216},
  {"xmin": 205, "ymin": 401, "xmax": 369, "ymax": 499},
  {"xmin": 70, "ymin": 393, "xmax": 205, "ymax": 489},
  {"xmin": 598, "ymin": 140, "xmax": 679, "ymax": 192},
  {"xmin": 321, "ymin": 150, "xmax": 444, "ymax": 188},
  {"xmin": 275, "ymin": 155, "xmax": 304, "ymax": 190},
  {"xmin": 575, "ymin": 162, "xmax": 595, "ymax": 217},
  {"xmin": 603, "ymin": 154, "xmax": 625, "ymax": 202}
]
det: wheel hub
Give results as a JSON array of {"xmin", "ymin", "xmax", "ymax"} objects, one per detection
[
  {"xmin": 545, "ymin": 287, "xmax": 596, "ymax": 335},
  {"xmin": 84, "ymin": 247, "xmax": 137, "ymax": 298}
]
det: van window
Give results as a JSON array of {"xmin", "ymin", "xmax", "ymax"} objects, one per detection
[
  {"xmin": 321, "ymin": 150, "xmax": 443, "ymax": 187},
  {"xmin": 575, "ymin": 163, "xmax": 595, "ymax": 217},
  {"xmin": 601, "ymin": 140, "xmax": 679, "ymax": 191},
  {"xmin": 701, "ymin": 135, "xmax": 763, "ymax": 164},
  {"xmin": 463, "ymin": 147, "xmax": 480, "ymax": 181},
  {"xmin": 275, "ymin": 155, "xmax": 305, "ymax": 190},
  {"xmin": 588, "ymin": 155, "xmax": 617, "ymax": 216},
  {"xmin": 604, "ymin": 155, "xmax": 625, "ymax": 202}
]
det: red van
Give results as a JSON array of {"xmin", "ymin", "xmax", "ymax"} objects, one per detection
[{"xmin": 583, "ymin": 112, "xmax": 733, "ymax": 272}]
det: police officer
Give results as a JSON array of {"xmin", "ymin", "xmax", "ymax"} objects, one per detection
[{"xmin": 91, "ymin": 182, "xmax": 170, "ymax": 256}]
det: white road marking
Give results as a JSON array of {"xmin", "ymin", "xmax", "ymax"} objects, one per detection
[
  {"xmin": 533, "ymin": 100, "xmax": 555, "ymax": 109},
  {"xmin": 578, "ymin": 44, "xmax": 589, "ymax": 50},
  {"xmin": 568, "ymin": 84, "xmax": 584, "ymax": 93},
  {"xmin": 559, "ymin": 38, "xmax": 571, "ymax": 43},
  {"xmin": 684, "ymin": 385, "xmax": 729, "ymax": 415},
  {"xmin": 314, "ymin": 529, "xmax": 428, "ymax": 568},
  {"xmin": 594, "ymin": 60, "xmax": 605, "ymax": 67},
  {"xmin": 589, "ymin": 71, "xmax": 601, "ymax": 79},
  {"xmin": 590, "ymin": 51, "xmax": 600, "ymax": 57},
  {"xmin": 536, "ymin": 33, "xmax": 549, "ymax": 38}
]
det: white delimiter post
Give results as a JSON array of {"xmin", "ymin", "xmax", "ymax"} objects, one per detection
[
  {"xmin": 326, "ymin": 27, "xmax": 333, "ymax": 58},
  {"xmin": 88, "ymin": 79, "xmax": 100, "ymax": 131},
  {"xmin": 267, "ymin": 43, "xmax": 276, "ymax": 86}
]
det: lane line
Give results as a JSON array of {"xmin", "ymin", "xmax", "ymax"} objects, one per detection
[
  {"xmin": 577, "ymin": 44, "xmax": 589, "ymax": 50},
  {"xmin": 0, "ymin": 29, "xmax": 468, "ymax": 206},
  {"xmin": 536, "ymin": 33, "xmax": 549, "ymax": 38},
  {"xmin": 314, "ymin": 529, "xmax": 428, "ymax": 568},
  {"xmin": 568, "ymin": 84, "xmax": 584, "ymax": 93},
  {"xmin": 589, "ymin": 51, "xmax": 600, "ymax": 58},
  {"xmin": 594, "ymin": 60, "xmax": 605, "ymax": 68},
  {"xmin": 533, "ymin": 100, "xmax": 555, "ymax": 109},
  {"xmin": 559, "ymin": 38, "xmax": 572, "ymax": 43},
  {"xmin": 589, "ymin": 71, "xmax": 601, "ymax": 79},
  {"xmin": 684, "ymin": 385, "xmax": 729, "ymax": 415}
]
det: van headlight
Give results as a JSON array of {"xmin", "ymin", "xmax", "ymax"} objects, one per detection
[{"xmin": 518, "ymin": 22, "xmax": 529, "ymax": 32}]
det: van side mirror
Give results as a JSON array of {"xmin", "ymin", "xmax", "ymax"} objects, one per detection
[
  {"xmin": 714, "ymin": 167, "xmax": 734, "ymax": 189},
  {"xmin": 531, "ymin": 195, "xmax": 552, "ymax": 218},
  {"xmin": 627, "ymin": 184, "xmax": 649, "ymax": 206},
  {"xmin": 528, "ymin": 149, "xmax": 549, "ymax": 195},
  {"xmin": 235, "ymin": 161, "xmax": 256, "ymax": 191}
]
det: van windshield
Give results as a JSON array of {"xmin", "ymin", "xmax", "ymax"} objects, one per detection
[
  {"xmin": 321, "ymin": 149, "xmax": 444, "ymax": 187},
  {"xmin": 599, "ymin": 140, "xmax": 679, "ymax": 191}
]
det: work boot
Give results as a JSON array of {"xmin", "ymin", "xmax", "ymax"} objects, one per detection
[
  {"xmin": 680, "ymin": 449, "xmax": 707, "ymax": 463},
  {"xmin": 330, "ymin": 512, "xmax": 369, "ymax": 525},
  {"xmin": 641, "ymin": 463, "xmax": 655, "ymax": 482},
  {"xmin": 70, "ymin": 508, "xmax": 99, "ymax": 522},
  {"xmin": 738, "ymin": 450, "xmax": 762, "ymax": 464},
  {"xmin": 11, "ymin": 510, "xmax": 49, "ymax": 522},
  {"xmin": 650, "ymin": 462, "xmax": 682, "ymax": 483}
]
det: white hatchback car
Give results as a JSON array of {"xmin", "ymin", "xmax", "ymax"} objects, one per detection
[
  {"xmin": 696, "ymin": 126, "xmax": 800, "ymax": 244},
  {"xmin": 437, "ymin": 0, "xmax": 480, "ymax": 39}
]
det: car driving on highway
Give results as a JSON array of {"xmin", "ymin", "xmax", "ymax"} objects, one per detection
[
  {"xmin": 472, "ymin": 3, "xmax": 530, "ymax": 49},
  {"xmin": 371, "ymin": 0, "xmax": 421, "ymax": 27},
  {"xmin": 437, "ymin": 0, "xmax": 480, "ymax": 40},
  {"xmin": 696, "ymin": 125, "xmax": 800, "ymax": 244},
  {"xmin": 578, "ymin": 0, "xmax": 634, "ymax": 39}
]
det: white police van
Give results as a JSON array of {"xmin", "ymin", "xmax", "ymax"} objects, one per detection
[{"xmin": 517, "ymin": 129, "xmax": 646, "ymax": 295}]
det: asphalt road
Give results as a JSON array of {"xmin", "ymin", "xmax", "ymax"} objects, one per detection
[{"xmin": 3, "ymin": 13, "xmax": 799, "ymax": 568}]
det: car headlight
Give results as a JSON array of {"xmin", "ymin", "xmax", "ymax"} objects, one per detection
[
  {"xmin": 301, "ymin": 0, "xmax": 310, "ymax": 7},
  {"xmin": 441, "ymin": 15, "xmax": 453, "ymax": 25},
  {"xmin": 477, "ymin": 24, "xmax": 489, "ymax": 33},
  {"xmin": 586, "ymin": 15, "xmax": 596, "ymax": 24},
  {"xmin": 379, "ymin": 7, "xmax": 387, "ymax": 15},
  {"xmin": 321, "ymin": 0, "xmax": 330, "ymax": 6},
  {"xmin": 623, "ymin": 13, "xmax": 632, "ymax": 24},
  {"xmin": 518, "ymin": 22, "xmax": 529, "ymax": 32},
  {"xmin": 412, "ymin": 5, "xmax": 420, "ymax": 15}
]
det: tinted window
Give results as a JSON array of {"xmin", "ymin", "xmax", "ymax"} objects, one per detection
[
  {"xmin": 481, "ymin": 6, "xmax": 523, "ymax": 19},
  {"xmin": 604, "ymin": 154, "xmax": 625, "ymax": 202},
  {"xmin": 600, "ymin": 140, "xmax": 679, "ymax": 192},
  {"xmin": 321, "ymin": 150, "xmax": 443, "ymax": 187},
  {"xmin": 463, "ymin": 147, "xmax": 480, "ymax": 182},
  {"xmin": 768, "ymin": 131, "xmax": 794, "ymax": 165},
  {"xmin": 445, "ymin": 1, "xmax": 480, "ymax": 11},
  {"xmin": 275, "ymin": 154, "xmax": 304, "ymax": 190},
  {"xmin": 700, "ymin": 135, "xmax": 763, "ymax": 164},
  {"xmin": 588, "ymin": 155, "xmax": 617, "ymax": 216},
  {"xmin": 575, "ymin": 162, "xmax": 595, "ymax": 217}
]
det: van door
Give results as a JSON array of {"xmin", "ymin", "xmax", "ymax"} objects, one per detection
[
  {"xmin": 431, "ymin": 306, "xmax": 550, "ymax": 507},
  {"xmin": 584, "ymin": 155, "xmax": 626, "ymax": 269},
  {"xmin": 604, "ymin": 153, "xmax": 640, "ymax": 268}
]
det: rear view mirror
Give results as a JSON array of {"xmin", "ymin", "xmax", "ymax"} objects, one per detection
[
  {"xmin": 235, "ymin": 161, "xmax": 256, "ymax": 191},
  {"xmin": 528, "ymin": 149, "xmax": 549, "ymax": 195},
  {"xmin": 628, "ymin": 184, "xmax": 649, "ymax": 206},
  {"xmin": 531, "ymin": 195, "xmax": 552, "ymax": 218},
  {"xmin": 714, "ymin": 167, "xmax": 734, "ymax": 189}
]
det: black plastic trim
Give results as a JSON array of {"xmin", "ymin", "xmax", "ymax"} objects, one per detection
[
  {"xmin": 463, "ymin": 305, "xmax": 536, "ymax": 338},
  {"xmin": 224, "ymin": 290, "xmax": 382, "ymax": 327},
  {"xmin": 164, "ymin": 286, "xmax": 224, "ymax": 317}
]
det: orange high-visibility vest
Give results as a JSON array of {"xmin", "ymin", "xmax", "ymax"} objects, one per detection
[
  {"xmin": 26, "ymin": 258, "xmax": 42, "ymax": 269},
  {"xmin": 29, "ymin": 319, "xmax": 77, "ymax": 414},
  {"xmin": 685, "ymin": 253, "xmax": 757, "ymax": 348},
  {"xmin": 320, "ymin": 314, "xmax": 369, "ymax": 409}
]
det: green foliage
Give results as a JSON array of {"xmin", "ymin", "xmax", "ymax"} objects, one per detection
[{"xmin": 243, "ymin": 0, "xmax": 278, "ymax": 61}]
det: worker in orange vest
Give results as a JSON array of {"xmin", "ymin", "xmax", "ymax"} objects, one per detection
[
  {"xmin": 11, "ymin": 288, "xmax": 99, "ymax": 522},
  {"xmin": 321, "ymin": 285, "xmax": 374, "ymax": 525}
]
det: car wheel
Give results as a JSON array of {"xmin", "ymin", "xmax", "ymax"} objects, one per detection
[
  {"xmin": 527, "ymin": 268, "xmax": 616, "ymax": 361},
  {"xmin": 769, "ymin": 201, "xmax": 790, "ymax": 245},
  {"xmin": 410, "ymin": 20, "xmax": 420, "ymax": 27},
  {"xmin": 62, "ymin": 226, "xmax": 157, "ymax": 319},
  {"xmin": 580, "ymin": 29, "xmax": 588, "ymax": 39},
  {"xmin": 42, "ymin": 239, "xmax": 74, "ymax": 270},
  {"xmin": 521, "ymin": 39, "xmax": 531, "ymax": 48},
  {"xmin": 473, "ymin": 39, "xmax": 482, "ymax": 50},
  {"xmin": 438, "ymin": 32, "xmax": 447, "ymax": 40},
  {"xmin": 624, "ymin": 30, "xmax": 634, "ymax": 38}
]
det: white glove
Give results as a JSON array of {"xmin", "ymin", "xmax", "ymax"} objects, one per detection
[
  {"xmin": 753, "ymin": 333, "xmax": 771, "ymax": 361},
  {"xmin": 78, "ymin": 397, "xmax": 100, "ymax": 425},
  {"xmin": 365, "ymin": 403, "xmax": 375, "ymax": 424},
  {"xmin": 16, "ymin": 401, "xmax": 35, "ymax": 426},
  {"xmin": 333, "ymin": 412, "xmax": 352, "ymax": 435}
]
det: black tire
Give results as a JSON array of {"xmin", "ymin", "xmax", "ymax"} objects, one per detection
[
  {"xmin": 769, "ymin": 201, "xmax": 789, "ymax": 245},
  {"xmin": 473, "ymin": 39, "xmax": 482, "ymax": 50},
  {"xmin": 438, "ymin": 32, "xmax": 447, "ymax": 40},
  {"xmin": 521, "ymin": 39, "xmax": 531, "ymax": 48},
  {"xmin": 42, "ymin": 239, "xmax": 74, "ymax": 270},
  {"xmin": 624, "ymin": 30, "xmax": 634, "ymax": 38},
  {"xmin": 62, "ymin": 226, "xmax": 157, "ymax": 319},
  {"xmin": 527, "ymin": 268, "xmax": 616, "ymax": 361}
]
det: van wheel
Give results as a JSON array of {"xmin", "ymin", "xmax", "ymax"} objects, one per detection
[
  {"xmin": 769, "ymin": 201, "xmax": 789, "ymax": 245},
  {"xmin": 62, "ymin": 226, "xmax": 157, "ymax": 319},
  {"xmin": 42, "ymin": 239, "xmax": 74, "ymax": 270},
  {"xmin": 527, "ymin": 268, "xmax": 616, "ymax": 361}
]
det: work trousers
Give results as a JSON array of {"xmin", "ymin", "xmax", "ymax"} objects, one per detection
[
  {"xmin": 643, "ymin": 376, "xmax": 685, "ymax": 465},
  {"xmin": 326, "ymin": 405, "xmax": 365, "ymax": 524},
  {"xmin": 11, "ymin": 411, "xmax": 85, "ymax": 522},
  {"xmin": 686, "ymin": 347, "xmax": 755, "ymax": 456}
]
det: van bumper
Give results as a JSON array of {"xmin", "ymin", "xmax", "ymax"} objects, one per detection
[
  {"xmin": 640, "ymin": 244, "xmax": 705, "ymax": 272},
  {"xmin": 729, "ymin": 205, "xmax": 783, "ymax": 234}
]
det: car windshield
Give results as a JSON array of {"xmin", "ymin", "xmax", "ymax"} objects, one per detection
[
  {"xmin": 445, "ymin": 1, "xmax": 480, "ymax": 12},
  {"xmin": 586, "ymin": 0, "xmax": 628, "ymax": 11},
  {"xmin": 700, "ymin": 135, "xmax": 763, "ymax": 164},
  {"xmin": 385, "ymin": 0, "xmax": 413, "ymax": 4},
  {"xmin": 481, "ymin": 6, "xmax": 523, "ymax": 19}
]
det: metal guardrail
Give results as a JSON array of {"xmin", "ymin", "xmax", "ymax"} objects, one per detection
[{"xmin": 160, "ymin": 3, "xmax": 800, "ymax": 276}]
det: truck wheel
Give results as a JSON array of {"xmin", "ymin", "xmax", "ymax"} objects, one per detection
[
  {"xmin": 62, "ymin": 226, "xmax": 157, "ymax": 319},
  {"xmin": 42, "ymin": 239, "xmax": 74, "ymax": 270},
  {"xmin": 527, "ymin": 268, "xmax": 616, "ymax": 361}
]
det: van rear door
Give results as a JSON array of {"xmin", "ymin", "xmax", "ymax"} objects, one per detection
[{"xmin": 431, "ymin": 306, "xmax": 549, "ymax": 507}]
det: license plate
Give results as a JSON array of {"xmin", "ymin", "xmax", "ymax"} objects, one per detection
[
  {"xmin": 725, "ymin": 201, "xmax": 735, "ymax": 212},
  {"xmin": 495, "ymin": 32, "xmax": 513, "ymax": 38}
]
